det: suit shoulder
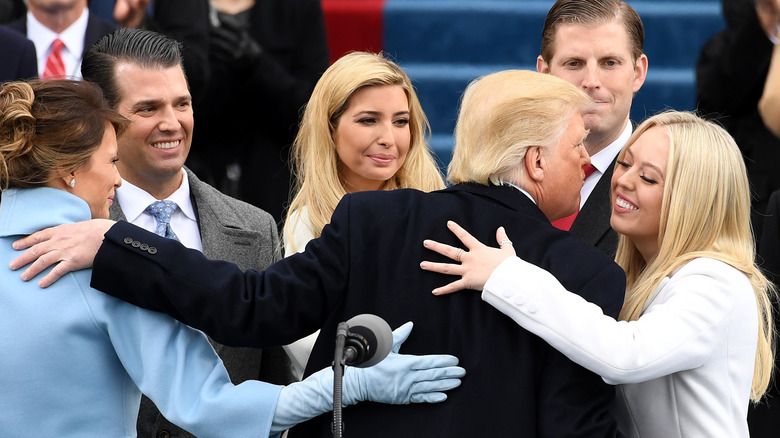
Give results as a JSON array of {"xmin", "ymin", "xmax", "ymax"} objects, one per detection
[{"xmin": 188, "ymin": 170, "xmax": 276, "ymax": 228}]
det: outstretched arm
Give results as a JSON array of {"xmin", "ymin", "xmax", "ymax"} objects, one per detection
[
  {"xmin": 271, "ymin": 322, "xmax": 465, "ymax": 432},
  {"xmin": 10, "ymin": 219, "xmax": 114, "ymax": 287},
  {"xmin": 420, "ymin": 221, "xmax": 516, "ymax": 294}
]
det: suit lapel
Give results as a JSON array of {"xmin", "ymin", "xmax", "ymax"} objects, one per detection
[{"xmin": 571, "ymin": 156, "xmax": 616, "ymax": 246}]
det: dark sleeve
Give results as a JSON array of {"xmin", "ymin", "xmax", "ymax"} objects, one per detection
[
  {"xmin": 243, "ymin": 0, "xmax": 329, "ymax": 126},
  {"xmin": 145, "ymin": 0, "xmax": 211, "ymax": 105},
  {"xmin": 90, "ymin": 214, "xmax": 350, "ymax": 348},
  {"xmin": 537, "ymin": 263, "xmax": 624, "ymax": 437},
  {"xmin": 696, "ymin": 3, "xmax": 774, "ymax": 118}
]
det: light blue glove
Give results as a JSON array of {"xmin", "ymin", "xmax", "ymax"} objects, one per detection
[
  {"xmin": 270, "ymin": 322, "xmax": 465, "ymax": 433},
  {"xmin": 343, "ymin": 321, "xmax": 465, "ymax": 405}
]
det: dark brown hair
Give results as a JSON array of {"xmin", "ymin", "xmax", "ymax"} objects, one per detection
[
  {"xmin": 540, "ymin": 0, "xmax": 645, "ymax": 64},
  {"xmin": 0, "ymin": 80, "xmax": 128, "ymax": 190}
]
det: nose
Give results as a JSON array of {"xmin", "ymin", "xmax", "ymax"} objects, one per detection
[
  {"xmin": 376, "ymin": 121, "xmax": 395, "ymax": 148},
  {"xmin": 113, "ymin": 165, "xmax": 122, "ymax": 188},
  {"xmin": 580, "ymin": 145, "xmax": 591, "ymax": 167},
  {"xmin": 581, "ymin": 64, "xmax": 600, "ymax": 90},
  {"xmin": 157, "ymin": 105, "xmax": 182, "ymax": 132}
]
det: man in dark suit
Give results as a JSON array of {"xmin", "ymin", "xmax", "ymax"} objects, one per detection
[
  {"xmin": 79, "ymin": 28, "xmax": 293, "ymax": 438},
  {"xmin": 10, "ymin": 70, "xmax": 625, "ymax": 436},
  {"xmin": 5, "ymin": 0, "xmax": 115, "ymax": 79},
  {"xmin": 0, "ymin": 26, "xmax": 37, "ymax": 81},
  {"xmin": 539, "ymin": 0, "xmax": 648, "ymax": 258}
]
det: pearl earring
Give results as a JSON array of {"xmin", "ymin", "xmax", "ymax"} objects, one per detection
[{"xmin": 68, "ymin": 178, "xmax": 75, "ymax": 188}]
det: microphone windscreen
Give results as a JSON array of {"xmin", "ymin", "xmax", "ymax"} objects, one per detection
[{"xmin": 346, "ymin": 314, "xmax": 393, "ymax": 368}]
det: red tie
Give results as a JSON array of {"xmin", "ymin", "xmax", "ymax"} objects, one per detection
[
  {"xmin": 551, "ymin": 164, "xmax": 597, "ymax": 231},
  {"xmin": 42, "ymin": 39, "xmax": 66, "ymax": 80}
]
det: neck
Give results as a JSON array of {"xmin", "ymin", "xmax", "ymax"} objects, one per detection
[
  {"xmin": 121, "ymin": 168, "xmax": 184, "ymax": 200},
  {"xmin": 584, "ymin": 120, "xmax": 629, "ymax": 157},
  {"xmin": 29, "ymin": 2, "xmax": 85, "ymax": 34}
]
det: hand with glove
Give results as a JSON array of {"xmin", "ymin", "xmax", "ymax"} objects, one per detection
[
  {"xmin": 210, "ymin": 10, "xmax": 262, "ymax": 76},
  {"xmin": 270, "ymin": 322, "xmax": 465, "ymax": 433}
]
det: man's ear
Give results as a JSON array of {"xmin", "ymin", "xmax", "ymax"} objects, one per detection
[
  {"xmin": 536, "ymin": 55, "xmax": 550, "ymax": 74},
  {"xmin": 525, "ymin": 146, "xmax": 545, "ymax": 183}
]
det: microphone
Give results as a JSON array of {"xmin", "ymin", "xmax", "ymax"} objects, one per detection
[
  {"xmin": 331, "ymin": 314, "xmax": 392, "ymax": 437},
  {"xmin": 341, "ymin": 314, "xmax": 393, "ymax": 368}
]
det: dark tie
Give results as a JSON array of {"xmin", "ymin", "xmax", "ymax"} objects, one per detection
[
  {"xmin": 42, "ymin": 39, "xmax": 65, "ymax": 80},
  {"xmin": 552, "ymin": 164, "xmax": 598, "ymax": 231},
  {"xmin": 147, "ymin": 200, "xmax": 180, "ymax": 241}
]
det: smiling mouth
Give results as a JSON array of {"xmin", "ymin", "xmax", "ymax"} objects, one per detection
[
  {"xmin": 152, "ymin": 140, "xmax": 180, "ymax": 149},
  {"xmin": 616, "ymin": 197, "xmax": 637, "ymax": 210}
]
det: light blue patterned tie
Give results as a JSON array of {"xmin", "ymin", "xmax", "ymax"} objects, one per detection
[{"xmin": 147, "ymin": 200, "xmax": 180, "ymax": 241}]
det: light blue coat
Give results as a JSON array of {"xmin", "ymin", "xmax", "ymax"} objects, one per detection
[{"xmin": 0, "ymin": 187, "xmax": 281, "ymax": 437}]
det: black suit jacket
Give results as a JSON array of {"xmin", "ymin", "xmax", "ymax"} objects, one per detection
[
  {"xmin": 570, "ymin": 155, "xmax": 620, "ymax": 258},
  {"xmin": 0, "ymin": 25, "xmax": 36, "ymax": 81},
  {"xmin": 6, "ymin": 11, "xmax": 115, "ymax": 76},
  {"xmin": 91, "ymin": 183, "xmax": 625, "ymax": 437}
]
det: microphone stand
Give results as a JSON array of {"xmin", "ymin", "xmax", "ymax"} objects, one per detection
[{"xmin": 332, "ymin": 322, "xmax": 349, "ymax": 438}]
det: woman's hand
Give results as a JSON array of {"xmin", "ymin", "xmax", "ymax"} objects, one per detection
[{"xmin": 420, "ymin": 221, "xmax": 516, "ymax": 295}]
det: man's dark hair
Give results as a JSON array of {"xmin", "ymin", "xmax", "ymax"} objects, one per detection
[{"xmin": 81, "ymin": 28, "xmax": 185, "ymax": 108}]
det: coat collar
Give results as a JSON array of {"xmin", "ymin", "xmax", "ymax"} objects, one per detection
[
  {"xmin": 442, "ymin": 182, "xmax": 548, "ymax": 222},
  {"xmin": 0, "ymin": 187, "xmax": 91, "ymax": 237}
]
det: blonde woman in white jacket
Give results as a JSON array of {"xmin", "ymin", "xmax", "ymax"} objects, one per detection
[{"xmin": 421, "ymin": 111, "xmax": 775, "ymax": 438}]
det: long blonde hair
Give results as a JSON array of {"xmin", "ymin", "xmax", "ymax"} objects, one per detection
[
  {"xmin": 615, "ymin": 111, "xmax": 775, "ymax": 401},
  {"xmin": 284, "ymin": 52, "xmax": 444, "ymax": 252}
]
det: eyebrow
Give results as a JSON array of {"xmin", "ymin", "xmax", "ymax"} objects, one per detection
[
  {"xmin": 129, "ymin": 95, "xmax": 191, "ymax": 110},
  {"xmin": 625, "ymin": 149, "xmax": 665, "ymax": 175},
  {"xmin": 352, "ymin": 110, "xmax": 410, "ymax": 117}
]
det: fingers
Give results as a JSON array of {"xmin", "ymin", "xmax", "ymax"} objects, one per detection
[
  {"xmin": 409, "ymin": 392, "xmax": 448, "ymax": 403},
  {"xmin": 422, "ymin": 238, "xmax": 461, "ymax": 260},
  {"xmin": 12, "ymin": 227, "xmax": 53, "ymax": 252},
  {"xmin": 445, "ymin": 220, "xmax": 482, "ymax": 250},
  {"xmin": 431, "ymin": 279, "xmax": 469, "ymax": 296},
  {"xmin": 496, "ymin": 226, "xmax": 509, "ymax": 246},
  {"xmin": 419, "ymin": 260, "xmax": 461, "ymax": 276},
  {"xmin": 391, "ymin": 321, "xmax": 414, "ymax": 352},
  {"xmin": 404, "ymin": 354, "xmax": 461, "ymax": 371}
]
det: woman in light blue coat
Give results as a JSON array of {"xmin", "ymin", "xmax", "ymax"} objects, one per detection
[{"xmin": 0, "ymin": 80, "xmax": 463, "ymax": 437}]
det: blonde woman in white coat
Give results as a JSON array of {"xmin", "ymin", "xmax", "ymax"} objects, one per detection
[{"xmin": 420, "ymin": 111, "xmax": 775, "ymax": 438}]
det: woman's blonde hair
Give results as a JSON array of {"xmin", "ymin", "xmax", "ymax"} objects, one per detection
[
  {"xmin": 284, "ymin": 52, "xmax": 444, "ymax": 252},
  {"xmin": 448, "ymin": 69, "xmax": 592, "ymax": 185},
  {"xmin": 615, "ymin": 111, "xmax": 775, "ymax": 401}
]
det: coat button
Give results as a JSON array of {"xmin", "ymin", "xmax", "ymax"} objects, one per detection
[
  {"xmin": 123, "ymin": 237, "xmax": 133, "ymax": 244},
  {"xmin": 140, "ymin": 243, "xmax": 149, "ymax": 251},
  {"xmin": 156, "ymin": 430, "xmax": 171, "ymax": 438},
  {"xmin": 131, "ymin": 240, "xmax": 141, "ymax": 248},
  {"xmin": 148, "ymin": 247, "xmax": 158, "ymax": 255}
]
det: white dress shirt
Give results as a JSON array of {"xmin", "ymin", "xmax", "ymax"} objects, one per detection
[
  {"xmin": 27, "ymin": 8, "xmax": 89, "ymax": 79},
  {"xmin": 115, "ymin": 169, "xmax": 203, "ymax": 251},
  {"xmin": 580, "ymin": 120, "xmax": 632, "ymax": 208}
]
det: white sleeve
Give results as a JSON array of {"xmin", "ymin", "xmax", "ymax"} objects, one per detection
[{"xmin": 482, "ymin": 257, "xmax": 744, "ymax": 384}]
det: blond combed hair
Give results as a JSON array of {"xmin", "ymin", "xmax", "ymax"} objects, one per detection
[
  {"xmin": 447, "ymin": 70, "xmax": 592, "ymax": 185},
  {"xmin": 284, "ymin": 52, "xmax": 444, "ymax": 252},
  {"xmin": 615, "ymin": 111, "xmax": 775, "ymax": 402}
]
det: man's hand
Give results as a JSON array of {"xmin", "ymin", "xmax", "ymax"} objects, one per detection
[
  {"xmin": 9, "ymin": 219, "xmax": 115, "ymax": 288},
  {"xmin": 114, "ymin": 0, "xmax": 153, "ymax": 28}
]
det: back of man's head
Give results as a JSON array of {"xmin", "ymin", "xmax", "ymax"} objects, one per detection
[
  {"xmin": 81, "ymin": 28, "xmax": 185, "ymax": 109},
  {"xmin": 540, "ymin": 0, "xmax": 644, "ymax": 64},
  {"xmin": 447, "ymin": 70, "xmax": 591, "ymax": 185}
]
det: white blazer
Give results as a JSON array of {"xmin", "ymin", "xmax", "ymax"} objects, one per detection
[{"xmin": 483, "ymin": 257, "xmax": 757, "ymax": 438}]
